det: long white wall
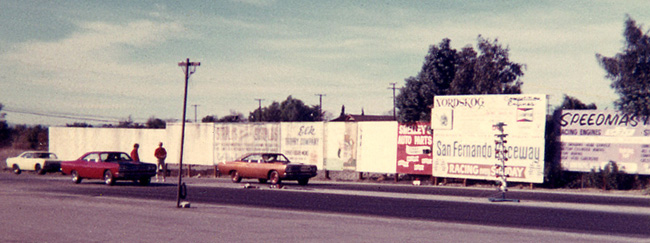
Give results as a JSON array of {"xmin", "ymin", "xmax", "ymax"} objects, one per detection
[
  {"xmin": 49, "ymin": 127, "xmax": 167, "ymax": 163},
  {"xmin": 49, "ymin": 121, "xmax": 400, "ymax": 173}
]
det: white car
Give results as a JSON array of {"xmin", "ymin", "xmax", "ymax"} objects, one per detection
[{"xmin": 6, "ymin": 151, "xmax": 61, "ymax": 175}]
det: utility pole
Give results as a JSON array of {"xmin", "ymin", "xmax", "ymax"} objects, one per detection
[
  {"xmin": 177, "ymin": 58, "xmax": 200, "ymax": 208},
  {"xmin": 315, "ymin": 93, "xmax": 326, "ymax": 120},
  {"xmin": 388, "ymin": 83, "xmax": 398, "ymax": 120},
  {"xmin": 192, "ymin": 104, "xmax": 200, "ymax": 122},
  {"xmin": 255, "ymin": 98, "xmax": 264, "ymax": 122}
]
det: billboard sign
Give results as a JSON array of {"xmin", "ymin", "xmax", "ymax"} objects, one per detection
[
  {"xmin": 431, "ymin": 94, "xmax": 547, "ymax": 183},
  {"xmin": 214, "ymin": 123, "xmax": 280, "ymax": 163},
  {"xmin": 281, "ymin": 122, "xmax": 324, "ymax": 167},
  {"xmin": 396, "ymin": 122, "xmax": 433, "ymax": 175},
  {"xmin": 558, "ymin": 110, "xmax": 650, "ymax": 174}
]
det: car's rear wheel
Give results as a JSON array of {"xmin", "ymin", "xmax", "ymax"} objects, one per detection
[
  {"xmin": 12, "ymin": 164, "xmax": 21, "ymax": 175},
  {"xmin": 298, "ymin": 178, "xmax": 309, "ymax": 186},
  {"xmin": 35, "ymin": 164, "xmax": 45, "ymax": 175},
  {"xmin": 104, "ymin": 170, "xmax": 115, "ymax": 186},
  {"xmin": 269, "ymin": 171, "xmax": 281, "ymax": 185},
  {"xmin": 230, "ymin": 171, "xmax": 242, "ymax": 183},
  {"xmin": 258, "ymin": 179, "xmax": 267, "ymax": 184},
  {"xmin": 71, "ymin": 170, "xmax": 82, "ymax": 184}
]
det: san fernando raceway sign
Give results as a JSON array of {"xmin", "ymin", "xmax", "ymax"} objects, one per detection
[
  {"xmin": 559, "ymin": 110, "xmax": 650, "ymax": 175},
  {"xmin": 430, "ymin": 94, "xmax": 547, "ymax": 183}
]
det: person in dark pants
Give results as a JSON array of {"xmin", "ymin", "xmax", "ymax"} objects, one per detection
[{"xmin": 154, "ymin": 142, "xmax": 167, "ymax": 182}]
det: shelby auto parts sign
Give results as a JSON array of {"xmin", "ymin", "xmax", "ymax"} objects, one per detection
[
  {"xmin": 431, "ymin": 94, "xmax": 547, "ymax": 183},
  {"xmin": 559, "ymin": 110, "xmax": 650, "ymax": 174}
]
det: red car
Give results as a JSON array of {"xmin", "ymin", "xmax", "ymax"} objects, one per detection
[{"xmin": 60, "ymin": 151, "xmax": 157, "ymax": 186}]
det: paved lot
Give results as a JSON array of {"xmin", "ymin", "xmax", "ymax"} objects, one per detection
[{"xmin": 1, "ymin": 175, "xmax": 648, "ymax": 242}]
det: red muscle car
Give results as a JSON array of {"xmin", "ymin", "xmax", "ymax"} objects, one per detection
[
  {"xmin": 217, "ymin": 153, "xmax": 318, "ymax": 185},
  {"xmin": 60, "ymin": 151, "xmax": 157, "ymax": 186}
]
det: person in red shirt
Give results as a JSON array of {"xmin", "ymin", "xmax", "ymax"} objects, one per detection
[
  {"xmin": 154, "ymin": 142, "xmax": 167, "ymax": 182},
  {"xmin": 130, "ymin": 143, "xmax": 140, "ymax": 162}
]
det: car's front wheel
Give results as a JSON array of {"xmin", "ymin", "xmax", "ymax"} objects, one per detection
[
  {"xmin": 230, "ymin": 171, "xmax": 242, "ymax": 183},
  {"xmin": 12, "ymin": 164, "xmax": 21, "ymax": 175},
  {"xmin": 71, "ymin": 170, "xmax": 82, "ymax": 184},
  {"xmin": 269, "ymin": 171, "xmax": 281, "ymax": 185},
  {"xmin": 104, "ymin": 170, "xmax": 115, "ymax": 186}
]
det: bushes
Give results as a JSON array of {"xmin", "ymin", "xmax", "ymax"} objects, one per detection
[{"xmin": 585, "ymin": 161, "xmax": 643, "ymax": 190}]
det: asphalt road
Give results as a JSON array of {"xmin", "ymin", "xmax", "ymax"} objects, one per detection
[{"xmin": 1, "ymin": 171, "xmax": 649, "ymax": 242}]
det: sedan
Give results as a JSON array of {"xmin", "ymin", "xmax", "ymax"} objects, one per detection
[
  {"xmin": 217, "ymin": 153, "xmax": 317, "ymax": 185},
  {"xmin": 6, "ymin": 151, "xmax": 61, "ymax": 175},
  {"xmin": 60, "ymin": 151, "xmax": 157, "ymax": 186}
]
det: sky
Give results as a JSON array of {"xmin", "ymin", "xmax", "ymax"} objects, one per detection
[{"xmin": 1, "ymin": 0, "xmax": 649, "ymax": 126}]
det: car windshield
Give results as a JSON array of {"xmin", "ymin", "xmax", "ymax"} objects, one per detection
[{"xmin": 101, "ymin": 153, "xmax": 132, "ymax": 162}]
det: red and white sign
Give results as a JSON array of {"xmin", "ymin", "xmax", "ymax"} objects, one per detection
[{"xmin": 396, "ymin": 122, "xmax": 433, "ymax": 174}]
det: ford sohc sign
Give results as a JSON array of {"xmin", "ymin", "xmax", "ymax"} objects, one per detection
[
  {"xmin": 558, "ymin": 110, "xmax": 650, "ymax": 175},
  {"xmin": 431, "ymin": 94, "xmax": 547, "ymax": 183}
]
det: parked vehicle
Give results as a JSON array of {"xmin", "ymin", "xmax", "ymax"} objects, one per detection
[
  {"xmin": 6, "ymin": 151, "xmax": 61, "ymax": 175},
  {"xmin": 60, "ymin": 151, "xmax": 157, "ymax": 186},
  {"xmin": 217, "ymin": 153, "xmax": 317, "ymax": 185}
]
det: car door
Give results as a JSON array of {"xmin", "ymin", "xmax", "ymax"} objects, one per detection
[
  {"xmin": 79, "ymin": 153, "xmax": 101, "ymax": 178},
  {"xmin": 238, "ymin": 154, "xmax": 261, "ymax": 178},
  {"xmin": 19, "ymin": 153, "xmax": 36, "ymax": 171}
]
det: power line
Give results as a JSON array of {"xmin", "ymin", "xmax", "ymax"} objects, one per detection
[{"xmin": 3, "ymin": 107, "xmax": 124, "ymax": 123}]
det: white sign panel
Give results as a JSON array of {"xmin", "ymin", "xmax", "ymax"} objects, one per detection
[
  {"xmin": 280, "ymin": 122, "xmax": 324, "ymax": 168},
  {"xmin": 431, "ymin": 94, "xmax": 547, "ymax": 183},
  {"xmin": 213, "ymin": 123, "xmax": 280, "ymax": 163}
]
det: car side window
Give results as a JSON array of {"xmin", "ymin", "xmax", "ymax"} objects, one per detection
[
  {"xmin": 83, "ymin": 154, "xmax": 100, "ymax": 162},
  {"xmin": 246, "ymin": 154, "xmax": 262, "ymax": 163}
]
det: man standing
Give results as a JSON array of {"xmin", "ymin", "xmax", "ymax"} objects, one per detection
[
  {"xmin": 131, "ymin": 143, "xmax": 140, "ymax": 162},
  {"xmin": 154, "ymin": 142, "xmax": 167, "ymax": 182}
]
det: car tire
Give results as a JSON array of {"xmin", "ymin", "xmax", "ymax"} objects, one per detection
[
  {"xmin": 298, "ymin": 178, "xmax": 309, "ymax": 186},
  {"xmin": 231, "ymin": 171, "xmax": 242, "ymax": 183},
  {"xmin": 71, "ymin": 170, "xmax": 82, "ymax": 184},
  {"xmin": 12, "ymin": 164, "xmax": 21, "ymax": 175},
  {"xmin": 258, "ymin": 179, "xmax": 267, "ymax": 184},
  {"xmin": 138, "ymin": 177, "xmax": 151, "ymax": 186},
  {"xmin": 269, "ymin": 171, "xmax": 281, "ymax": 185},
  {"xmin": 104, "ymin": 170, "xmax": 115, "ymax": 186},
  {"xmin": 35, "ymin": 164, "xmax": 45, "ymax": 175}
]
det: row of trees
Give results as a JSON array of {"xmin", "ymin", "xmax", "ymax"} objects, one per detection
[{"xmin": 0, "ymin": 105, "xmax": 49, "ymax": 150}]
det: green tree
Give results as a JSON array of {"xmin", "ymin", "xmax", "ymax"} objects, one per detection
[
  {"xmin": 0, "ymin": 103, "xmax": 11, "ymax": 147},
  {"xmin": 558, "ymin": 94, "xmax": 597, "ymax": 110},
  {"xmin": 217, "ymin": 111, "xmax": 246, "ymax": 123},
  {"xmin": 597, "ymin": 16, "xmax": 650, "ymax": 117},
  {"xmin": 66, "ymin": 122, "xmax": 93, "ymax": 127},
  {"xmin": 146, "ymin": 117, "xmax": 166, "ymax": 128},
  {"xmin": 544, "ymin": 95, "xmax": 597, "ymax": 188},
  {"xmin": 249, "ymin": 96, "xmax": 321, "ymax": 122},
  {"xmin": 12, "ymin": 125, "xmax": 48, "ymax": 150},
  {"xmin": 396, "ymin": 36, "xmax": 525, "ymax": 122},
  {"xmin": 202, "ymin": 115, "xmax": 218, "ymax": 123}
]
